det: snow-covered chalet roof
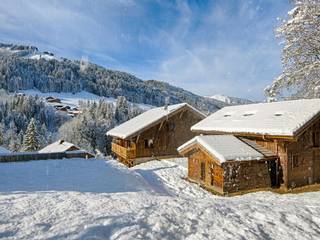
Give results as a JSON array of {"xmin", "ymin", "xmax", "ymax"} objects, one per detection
[
  {"xmin": 38, "ymin": 140, "xmax": 79, "ymax": 153},
  {"xmin": 178, "ymin": 135, "xmax": 269, "ymax": 163},
  {"xmin": 107, "ymin": 103, "xmax": 206, "ymax": 139},
  {"xmin": 191, "ymin": 99, "xmax": 320, "ymax": 137}
]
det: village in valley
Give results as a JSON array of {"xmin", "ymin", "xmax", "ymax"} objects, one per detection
[{"xmin": 1, "ymin": 1, "xmax": 320, "ymax": 240}]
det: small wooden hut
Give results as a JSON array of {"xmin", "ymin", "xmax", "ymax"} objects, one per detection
[
  {"xmin": 189, "ymin": 99, "xmax": 320, "ymax": 192},
  {"xmin": 107, "ymin": 103, "xmax": 206, "ymax": 167},
  {"xmin": 39, "ymin": 140, "xmax": 94, "ymax": 158},
  {"xmin": 178, "ymin": 135, "xmax": 277, "ymax": 194}
]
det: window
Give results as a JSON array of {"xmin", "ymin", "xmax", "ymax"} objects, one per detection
[
  {"xmin": 312, "ymin": 132, "xmax": 320, "ymax": 147},
  {"xmin": 274, "ymin": 112, "xmax": 283, "ymax": 117},
  {"xmin": 200, "ymin": 162, "xmax": 205, "ymax": 181},
  {"xmin": 144, "ymin": 139, "xmax": 154, "ymax": 149},
  {"xmin": 291, "ymin": 154, "xmax": 299, "ymax": 169}
]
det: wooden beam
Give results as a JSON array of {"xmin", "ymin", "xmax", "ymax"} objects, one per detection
[
  {"xmin": 158, "ymin": 121, "xmax": 165, "ymax": 131},
  {"xmin": 179, "ymin": 110, "xmax": 185, "ymax": 119},
  {"xmin": 136, "ymin": 134, "xmax": 140, "ymax": 144}
]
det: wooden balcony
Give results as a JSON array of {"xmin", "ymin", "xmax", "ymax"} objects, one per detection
[{"xmin": 111, "ymin": 143, "xmax": 136, "ymax": 160}]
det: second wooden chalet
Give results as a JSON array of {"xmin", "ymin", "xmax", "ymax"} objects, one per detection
[
  {"xmin": 184, "ymin": 99, "xmax": 320, "ymax": 194},
  {"xmin": 107, "ymin": 103, "xmax": 206, "ymax": 167}
]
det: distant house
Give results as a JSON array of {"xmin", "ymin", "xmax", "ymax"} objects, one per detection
[
  {"xmin": 45, "ymin": 96, "xmax": 55, "ymax": 101},
  {"xmin": 47, "ymin": 97, "xmax": 61, "ymax": 103},
  {"xmin": 107, "ymin": 103, "xmax": 206, "ymax": 167},
  {"xmin": 58, "ymin": 106, "xmax": 69, "ymax": 112},
  {"xmin": 39, "ymin": 140, "xmax": 80, "ymax": 153},
  {"xmin": 181, "ymin": 99, "xmax": 320, "ymax": 194},
  {"xmin": 39, "ymin": 140, "xmax": 94, "ymax": 159}
]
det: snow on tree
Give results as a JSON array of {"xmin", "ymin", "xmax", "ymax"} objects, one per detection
[
  {"xmin": 265, "ymin": 0, "xmax": 320, "ymax": 100},
  {"xmin": 23, "ymin": 118, "xmax": 40, "ymax": 151},
  {"xmin": 115, "ymin": 96, "xmax": 129, "ymax": 123}
]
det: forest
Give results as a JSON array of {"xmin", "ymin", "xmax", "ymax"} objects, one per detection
[
  {"xmin": 0, "ymin": 43, "xmax": 224, "ymax": 113},
  {"xmin": 0, "ymin": 90, "xmax": 142, "ymax": 155}
]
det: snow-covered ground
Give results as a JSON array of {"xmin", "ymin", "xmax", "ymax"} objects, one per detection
[
  {"xmin": 0, "ymin": 158, "xmax": 319, "ymax": 239},
  {"xmin": 19, "ymin": 89, "xmax": 153, "ymax": 110},
  {"xmin": 207, "ymin": 94, "xmax": 253, "ymax": 105}
]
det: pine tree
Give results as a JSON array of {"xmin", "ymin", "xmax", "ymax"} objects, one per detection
[
  {"xmin": 23, "ymin": 118, "xmax": 40, "ymax": 151},
  {"xmin": 115, "ymin": 96, "xmax": 129, "ymax": 123},
  {"xmin": 265, "ymin": 0, "xmax": 320, "ymax": 100}
]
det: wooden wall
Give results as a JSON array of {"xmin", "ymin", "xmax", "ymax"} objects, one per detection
[
  {"xmin": 286, "ymin": 119, "xmax": 320, "ymax": 187},
  {"xmin": 0, "ymin": 151, "xmax": 93, "ymax": 163},
  {"xmin": 247, "ymin": 138, "xmax": 287, "ymax": 187},
  {"xmin": 223, "ymin": 161, "xmax": 272, "ymax": 194},
  {"xmin": 186, "ymin": 144, "xmax": 272, "ymax": 194},
  {"xmin": 242, "ymin": 118, "xmax": 320, "ymax": 189},
  {"xmin": 133, "ymin": 109, "xmax": 203, "ymax": 159},
  {"xmin": 187, "ymin": 145, "xmax": 224, "ymax": 193}
]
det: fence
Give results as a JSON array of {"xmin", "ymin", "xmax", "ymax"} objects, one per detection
[{"xmin": 0, "ymin": 150, "xmax": 94, "ymax": 163}]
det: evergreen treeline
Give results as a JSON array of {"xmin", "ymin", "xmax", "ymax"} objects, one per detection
[
  {"xmin": 0, "ymin": 89, "xmax": 142, "ymax": 155},
  {"xmin": 59, "ymin": 96, "xmax": 142, "ymax": 155},
  {"xmin": 0, "ymin": 43, "xmax": 224, "ymax": 113},
  {"xmin": 0, "ymin": 90, "xmax": 69, "ymax": 151}
]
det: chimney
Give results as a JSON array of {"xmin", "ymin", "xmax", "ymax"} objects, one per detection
[{"xmin": 59, "ymin": 139, "xmax": 65, "ymax": 144}]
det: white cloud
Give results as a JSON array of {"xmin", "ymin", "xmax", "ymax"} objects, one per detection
[{"xmin": 146, "ymin": 0, "xmax": 286, "ymax": 100}]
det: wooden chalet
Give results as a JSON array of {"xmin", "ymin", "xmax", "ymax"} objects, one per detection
[
  {"xmin": 107, "ymin": 103, "xmax": 206, "ymax": 167},
  {"xmin": 178, "ymin": 135, "xmax": 277, "ymax": 194},
  {"xmin": 186, "ymin": 99, "xmax": 320, "ymax": 193}
]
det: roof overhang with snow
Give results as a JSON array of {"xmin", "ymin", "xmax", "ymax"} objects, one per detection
[
  {"xmin": 38, "ymin": 140, "xmax": 79, "ymax": 153},
  {"xmin": 178, "ymin": 135, "xmax": 276, "ymax": 164},
  {"xmin": 191, "ymin": 99, "xmax": 320, "ymax": 139},
  {"xmin": 107, "ymin": 103, "xmax": 206, "ymax": 140}
]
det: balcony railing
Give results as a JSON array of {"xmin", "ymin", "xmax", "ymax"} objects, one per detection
[{"xmin": 111, "ymin": 143, "xmax": 136, "ymax": 159}]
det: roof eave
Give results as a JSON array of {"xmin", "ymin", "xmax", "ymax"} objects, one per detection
[
  {"xmin": 108, "ymin": 103, "xmax": 206, "ymax": 140},
  {"xmin": 190, "ymin": 129, "xmax": 297, "ymax": 141}
]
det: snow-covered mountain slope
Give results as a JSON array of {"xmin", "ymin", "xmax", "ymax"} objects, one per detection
[
  {"xmin": 208, "ymin": 94, "xmax": 254, "ymax": 105},
  {"xmin": 0, "ymin": 158, "xmax": 319, "ymax": 239},
  {"xmin": 0, "ymin": 43, "xmax": 225, "ymax": 113},
  {"xmin": 19, "ymin": 89, "xmax": 153, "ymax": 110}
]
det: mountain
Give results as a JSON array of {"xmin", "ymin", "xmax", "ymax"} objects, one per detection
[
  {"xmin": 0, "ymin": 43, "xmax": 226, "ymax": 112},
  {"xmin": 207, "ymin": 94, "xmax": 254, "ymax": 105}
]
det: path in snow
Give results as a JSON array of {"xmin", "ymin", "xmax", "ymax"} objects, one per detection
[{"xmin": 0, "ymin": 158, "xmax": 320, "ymax": 239}]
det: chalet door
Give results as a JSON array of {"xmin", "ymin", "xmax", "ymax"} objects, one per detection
[
  {"xmin": 268, "ymin": 159, "xmax": 279, "ymax": 187},
  {"xmin": 210, "ymin": 164, "xmax": 223, "ymax": 188},
  {"xmin": 200, "ymin": 162, "xmax": 205, "ymax": 181}
]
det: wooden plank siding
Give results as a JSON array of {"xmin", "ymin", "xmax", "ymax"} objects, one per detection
[
  {"xmin": 133, "ymin": 110, "xmax": 202, "ymax": 158},
  {"xmin": 111, "ymin": 142, "xmax": 136, "ymax": 160},
  {"xmin": 235, "ymin": 117, "xmax": 320, "ymax": 190},
  {"xmin": 112, "ymin": 108, "xmax": 204, "ymax": 167},
  {"xmin": 182, "ymin": 143, "xmax": 274, "ymax": 195}
]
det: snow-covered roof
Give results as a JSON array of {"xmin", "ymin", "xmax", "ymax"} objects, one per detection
[
  {"xmin": 107, "ymin": 103, "xmax": 206, "ymax": 139},
  {"xmin": 191, "ymin": 99, "xmax": 320, "ymax": 137},
  {"xmin": 0, "ymin": 146, "xmax": 11, "ymax": 155},
  {"xmin": 38, "ymin": 140, "xmax": 79, "ymax": 153},
  {"xmin": 178, "ymin": 135, "xmax": 266, "ymax": 163}
]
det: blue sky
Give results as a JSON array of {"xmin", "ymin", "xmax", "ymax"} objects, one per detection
[{"xmin": 0, "ymin": 0, "xmax": 291, "ymax": 100}]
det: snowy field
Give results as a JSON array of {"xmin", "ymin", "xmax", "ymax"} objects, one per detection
[
  {"xmin": 19, "ymin": 89, "xmax": 153, "ymax": 110},
  {"xmin": 0, "ymin": 158, "xmax": 320, "ymax": 239}
]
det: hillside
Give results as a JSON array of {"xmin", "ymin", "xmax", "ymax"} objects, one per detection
[
  {"xmin": 0, "ymin": 43, "xmax": 225, "ymax": 112},
  {"xmin": 208, "ymin": 94, "xmax": 254, "ymax": 105}
]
